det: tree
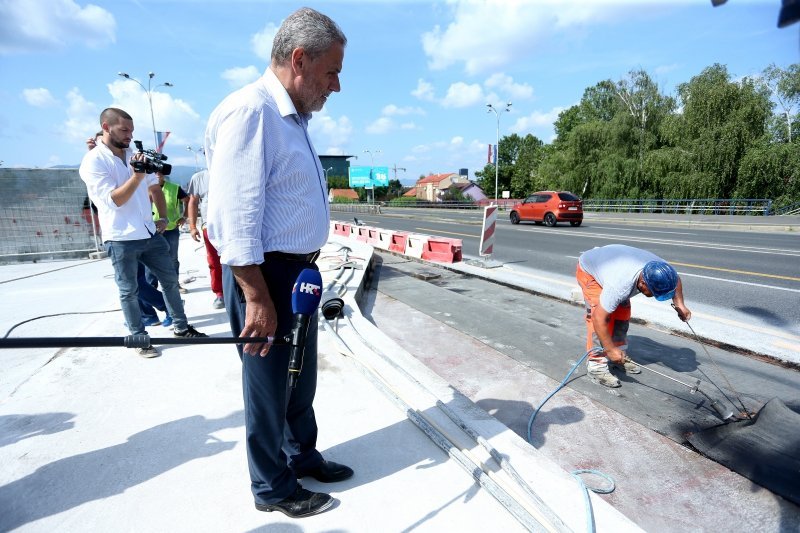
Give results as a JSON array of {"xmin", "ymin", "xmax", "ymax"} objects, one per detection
[
  {"xmin": 670, "ymin": 64, "xmax": 772, "ymax": 198},
  {"xmin": 761, "ymin": 63, "xmax": 800, "ymax": 143}
]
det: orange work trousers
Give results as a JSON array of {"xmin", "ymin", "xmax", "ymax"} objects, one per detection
[{"xmin": 576, "ymin": 264, "xmax": 631, "ymax": 364}]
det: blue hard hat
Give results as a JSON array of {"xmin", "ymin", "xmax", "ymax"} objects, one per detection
[{"xmin": 642, "ymin": 261, "xmax": 678, "ymax": 301}]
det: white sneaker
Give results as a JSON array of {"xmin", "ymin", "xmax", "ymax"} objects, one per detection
[{"xmin": 212, "ymin": 296, "xmax": 225, "ymax": 309}]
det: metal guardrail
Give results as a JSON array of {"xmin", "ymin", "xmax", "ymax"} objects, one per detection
[
  {"xmin": 329, "ymin": 203, "xmax": 383, "ymax": 214},
  {"xmin": 364, "ymin": 198, "xmax": 782, "ymax": 216},
  {"xmin": 581, "ymin": 198, "xmax": 773, "ymax": 216},
  {"xmin": 772, "ymin": 202, "xmax": 800, "ymax": 216}
]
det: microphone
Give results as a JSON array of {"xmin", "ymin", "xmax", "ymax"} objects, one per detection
[{"xmin": 288, "ymin": 268, "xmax": 323, "ymax": 388}]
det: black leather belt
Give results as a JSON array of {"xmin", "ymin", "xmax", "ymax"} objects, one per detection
[{"xmin": 264, "ymin": 250, "xmax": 320, "ymax": 263}]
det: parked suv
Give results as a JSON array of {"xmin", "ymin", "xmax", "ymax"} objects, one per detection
[{"xmin": 509, "ymin": 191, "xmax": 583, "ymax": 227}]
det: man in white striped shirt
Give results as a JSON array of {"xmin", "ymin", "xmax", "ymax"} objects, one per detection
[{"xmin": 205, "ymin": 7, "xmax": 350, "ymax": 519}]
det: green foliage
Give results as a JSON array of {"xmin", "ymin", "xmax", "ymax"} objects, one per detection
[
  {"xmin": 489, "ymin": 62, "xmax": 797, "ymax": 205},
  {"xmin": 331, "ymin": 196, "xmax": 358, "ymax": 204},
  {"xmin": 388, "ymin": 196, "xmax": 423, "ymax": 206}
]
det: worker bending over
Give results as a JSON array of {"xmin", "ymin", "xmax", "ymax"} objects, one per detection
[{"xmin": 576, "ymin": 244, "xmax": 692, "ymax": 388}]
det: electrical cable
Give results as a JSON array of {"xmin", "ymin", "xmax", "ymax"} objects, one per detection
[
  {"xmin": 3, "ymin": 310, "xmax": 121, "ymax": 339},
  {"xmin": 526, "ymin": 349, "xmax": 615, "ymax": 533}
]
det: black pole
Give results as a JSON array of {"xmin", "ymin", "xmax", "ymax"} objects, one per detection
[{"xmin": 0, "ymin": 335, "xmax": 290, "ymax": 350}]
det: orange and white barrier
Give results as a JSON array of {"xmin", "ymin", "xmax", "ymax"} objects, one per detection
[{"xmin": 330, "ymin": 220, "xmax": 462, "ymax": 263}]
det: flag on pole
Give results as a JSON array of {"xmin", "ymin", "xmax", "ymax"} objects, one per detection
[
  {"xmin": 487, "ymin": 144, "xmax": 497, "ymax": 165},
  {"xmin": 156, "ymin": 131, "xmax": 171, "ymax": 153}
]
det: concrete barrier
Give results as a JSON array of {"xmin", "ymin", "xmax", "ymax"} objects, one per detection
[
  {"xmin": 405, "ymin": 234, "xmax": 428, "ymax": 259},
  {"xmin": 388, "ymin": 232, "xmax": 409, "ymax": 254},
  {"xmin": 376, "ymin": 230, "xmax": 393, "ymax": 250},
  {"xmin": 356, "ymin": 226, "xmax": 371, "ymax": 242},
  {"xmin": 333, "ymin": 221, "xmax": 350, "ymax": 236},
  {"xmin": 422, "ymin": 237, "xmax": 463, "ymax": 263}
]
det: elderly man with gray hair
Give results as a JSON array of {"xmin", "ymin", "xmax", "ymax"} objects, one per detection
[{"xmin": 205, "ymin": 7, "xmax": 350, "ymax": 518}]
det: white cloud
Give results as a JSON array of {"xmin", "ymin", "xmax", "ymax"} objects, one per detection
[
  {"xmin": 252, "ymin": 22, "xmax": 280, "ymax": 62},
  {"xmin": 308, "ymin": 106, "xmax": 353, "ymax": 154},
  {"xmin": 221, "ymin": 66, "xmax": 261, "ymax": 88},
  {"xmin": 509, "ymin": 106, "xmax": 565, "ymax": 139},
  {"xmin": 0, "ymin": 0, "xmax": 115, "ymax": 55},
  {"xmin": 366, "ymin": 117, "xmax": 395, "ymax": 134},
  {"xmin": 484, "ymin": 73, "xmax": 534, "ymax": 100},
  {"xmin": 383, "ymin": 104, "xmax": 426, "ymax": 116},
  {"xmin": 400, "ymin": 122, "xmax": 417, "ymax": 130},
  {"xmin": 22, "ymin": 88, "xmax": 58, "ymax": 107},
  {"xmin": 441, "ymin": 82, "xmax": 484, "ymax": 108},
  {"xmin": 421, "ymin": 1, "xmax": 618, "ymax": 75},
  {"xmin": 412, "ymin": 79, "xmax": 436, "ymax": 101},
  {"xmin": 63, "ymin": 88, "xmax": 100, "ymax": 143}
]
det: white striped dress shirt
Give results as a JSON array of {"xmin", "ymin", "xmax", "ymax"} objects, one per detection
[{"xmin": 204, "ymin": 68, "xmax": 330, "ymax": 266}]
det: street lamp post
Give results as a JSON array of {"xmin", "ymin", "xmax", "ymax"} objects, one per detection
[
  {"xmin": 486, "ymin": 102, "xmax": 512, "ymax": 202},
  {"xmin": 118, "ymin": 72, "xmax": 173, "ymax": 151},
  {"xmin": 324, "ymin": 166, "xmax": 334, "ymax": 179},
  {"xmin": 186, "ymin": 145, "xmax": 204, "ymax": 171},
  {"xmin": 363, "ymin": 149, "xmax": 381, "ymax": 204}
]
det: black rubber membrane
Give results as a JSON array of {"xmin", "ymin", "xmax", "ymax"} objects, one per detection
[{"xmin": 688, "ymin": 398, "xmax": 800, "ymax": 505}]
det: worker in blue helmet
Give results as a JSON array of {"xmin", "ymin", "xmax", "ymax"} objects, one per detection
[{"xmin": 576, "ymin": 244, "xmax": 692, "ymax": 388}]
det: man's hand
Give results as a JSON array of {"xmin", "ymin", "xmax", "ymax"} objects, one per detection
[
  {"xmin": 672, "ymin": 303, "xmax": 692, "ymax": 322},
  {"xmin": 241, "ymin": 299, "xmax": 279, "ymax": 356},
  {"xmin": 604, "ymin": 346, "xmax": 626, "ymax": 364},
  {"xmin": 176, "ymin": 217, "xmax": 186, "ymax": 227},
  {"xmin": 86, "ymin": 137, "xmax": 97, "ymax": 151},
  {"xmin": 155, "ymin": 218, "xmax": 168, "ymax": 233},
  {"xmin": 189, "ymin": 226, "xmax": 201, "ymax": 242},
  {"xmin": 231, "ymin": 264, "xmax": 277, "ymax": 357}
]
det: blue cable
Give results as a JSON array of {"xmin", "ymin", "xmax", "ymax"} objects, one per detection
[{"xmin": 527, "ymin": 350, "xmax": 616, "ymax": 533}]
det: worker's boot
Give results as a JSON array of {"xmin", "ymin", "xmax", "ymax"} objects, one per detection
[
  {"xmin": 613, "ymin": 355, "xmax": 641, "ymax": 375},
  {"xmin": 587, "ymin": 360, "xmax": 621, "ymax": 388},
  {"xmin": 622, "ymin": 358, "xmax": 641, "ymax": 374}
]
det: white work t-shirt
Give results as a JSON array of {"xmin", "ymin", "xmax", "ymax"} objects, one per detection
[{"xmin": 578, "ymin": 244, "xmax": 665, "ymax": 313}]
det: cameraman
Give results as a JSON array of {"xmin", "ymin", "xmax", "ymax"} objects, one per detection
[{"xmin": 80, "ymin": 107, "xmax": 206, "ymax": 357}]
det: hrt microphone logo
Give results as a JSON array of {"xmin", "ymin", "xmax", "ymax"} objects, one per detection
[{"xmin": 294, "ymin": 282, "xmax": 321, "ymax": 296}]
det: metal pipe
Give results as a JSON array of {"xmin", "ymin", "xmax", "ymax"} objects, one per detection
[{"xmin": 0, "ymin": 335, "xmax": 289, "ymax": 350}]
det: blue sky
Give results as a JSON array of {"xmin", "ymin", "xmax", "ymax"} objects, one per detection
[{"xmin": 0, "ymin": 0, "xmax": 795, "ymax": 184}]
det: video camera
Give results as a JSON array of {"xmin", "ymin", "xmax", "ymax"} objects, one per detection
[{"xmin": 131, "ymin": 140, "xmax": 172, "ymax": 175}]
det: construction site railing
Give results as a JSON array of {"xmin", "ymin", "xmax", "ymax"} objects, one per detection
[{"xmin": 0, "ymin": 168, "xmax": 101, "ymax": 263}]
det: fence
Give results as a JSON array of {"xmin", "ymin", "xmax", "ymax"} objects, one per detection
[
  {"xmin": 582, "ymin": 198, "xmax": 773, "ymax": 216},
  {"xmin": 0, "ymin": 168, "xmax": 100, "ymax": 262},
  {"xmin": 379, "ymin": 197, "xmax": 777, "ymax": 216}
]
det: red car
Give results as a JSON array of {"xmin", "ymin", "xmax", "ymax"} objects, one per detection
[{"xmin": 509, "ymin": 191, "xmax": 583, "ymax": 227}]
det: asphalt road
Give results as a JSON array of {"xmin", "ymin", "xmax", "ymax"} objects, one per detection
[{"xmin": 348, "ymin": 208, "xmax": 800, "ymax": 334}]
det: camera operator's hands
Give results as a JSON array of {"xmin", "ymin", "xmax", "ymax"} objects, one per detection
[
  {"xmin": 130, "ymin": 152, "xmax": 147, "ymax": 177},
  {"xmin": 86, "ymin": 137, "xmax": 97, "ymax": 151}
]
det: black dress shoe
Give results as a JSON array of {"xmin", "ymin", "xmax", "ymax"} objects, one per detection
[
  {"xmin": 255, "ymin": 486, "xmax": 333, "ymax": 518},
  {"xmin": 295, "ymin": 460, "xmax": 354, "ymax": 483}
]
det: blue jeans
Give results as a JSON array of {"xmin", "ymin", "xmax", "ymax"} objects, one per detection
[
  {"xmin": 145, "ymin": 227, "xmax": 180, "ymax": 288},
  {"xmin": 137, "ymin": 263, "xmax": 167, "ymax": 321},
  {"xmin": 106, "ymin": 234, "xmax": 188, "ymax": 335}
]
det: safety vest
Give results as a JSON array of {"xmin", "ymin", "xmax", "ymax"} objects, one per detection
[{"xmin": 152, "ymin": 181, "xmax": 182, "ymax": 231}]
